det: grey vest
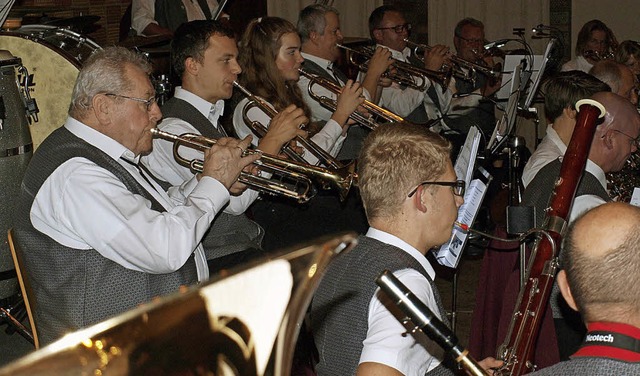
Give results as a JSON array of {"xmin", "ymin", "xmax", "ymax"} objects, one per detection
[
  {"xmin": 530, "ymin": 357, "xmax": 640, "ymax": 375},
  {"xmin": 311, "ymin": 235, "xmax": 453, "ymax": 375},
  {"xmin": 522, "ymin": 159, "xmax": 611, "ymax": 320},
  {"xmin": 13, "ymin": 127, "xmax": 198, "ymax": 345},
  {"xmin": 444, "ymin": 71, "xmax": 495, "ymax": 135},
  {"xmin": 301, "ymin": 59, "xmax": 370, "ymax": 161},
  {"xmin": 160, "ymin": 97, "xmax": 264, "ymax": 259}
]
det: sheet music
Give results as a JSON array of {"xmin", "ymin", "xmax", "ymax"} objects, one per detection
[
  {"xmin": 435, "ymin": 178, "xmax": 489, "ymax": 268},
  {"xmin": 454, "ymin": 126, "xmax": 481, "ymax": 186}
]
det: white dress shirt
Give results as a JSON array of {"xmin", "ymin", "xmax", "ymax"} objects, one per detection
[
  {"xmin": 363, "ymin": 45, "xmax": 451, "ymax": 122},
  {"xmin": 30, "ymin": 117, "xmax": 232, "ymax": 281},
  {"xmin": 522, "ymin": 125, "xmax": 566, "ymax": 187},
  {"xmin": 232, "ymin": 96, "xmax": 345, "ymax": 165},
  {"xmin": 359, "ymin": 227, "xmax": 445, "ymax": 376},
  {"xmin": 142, "ymin": 87, "xmax": 259, "ymax": 215},
  {"xmin": 561, "ymin": 55, "xmax": 593, "ymax": 73},
  {"xmin": 131, "ymin": 0, "xmax": 219, "ymax": 35}
]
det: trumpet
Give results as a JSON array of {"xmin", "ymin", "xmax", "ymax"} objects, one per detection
[
  {"xmin": 233, "ymin": 81, "xmax": 344, "ymax": 171},
  {"xmin": 337, "ymin": 43, "xmax": 452, "ymax": 92},
  {"xmin": 150, "ymin": 128, "xmax": 356, "ymax": 203},
  {"xmin": 403, "ymin": 39, "xmax": 502, "ymax": 84},
  {"xmin": 298, "ymin": 68, "xmax": 404, "ymax": 130}
]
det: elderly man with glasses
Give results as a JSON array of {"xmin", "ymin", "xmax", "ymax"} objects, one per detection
[
  {"xmin": 12, "ymin": 46, "xmax": 258, "ymax": 345},
  {"xmin": 310, "ymin": 122, "xmax": 502, "ymax": 376}
]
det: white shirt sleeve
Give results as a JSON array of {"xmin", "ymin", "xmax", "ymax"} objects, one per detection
[
  {"xmin": 131, "ymin": 0, "xmax": 157, "ymax": 35},
  {"xmin": 30, "ymin": 158, "xmax": 229, "ymax": 275},
  {"xmin": 359, "ymin": 268, "xmax": 445, "ymax": 376},
  {"xmin": 142, "ymin": 117, "xmax": 259, "ymax": 215}
]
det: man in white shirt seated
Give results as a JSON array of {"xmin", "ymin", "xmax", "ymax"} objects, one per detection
[
  {"xmin": 522, "ymin": 71, "xmax": 611, "ymax": 187},
  {"xmin": 143, "ymin": 20, "xmax": 306, "ymax": 268},
  {"xmin": 310, "ymin": 122, "xmax": 502, "ymax": 375},
  {"xmin": 367, "ymin": 5, "xmax": 451, "ymax": 126},
  {"xmin": 297, "ymin": 4, "xmax": 392, "ymax": 160},
  {"xmin": 12, "ymin": 46, "xmax": 257, "ymax": 345},
  {"xmin": 589, "ymin": 60, "xmax": 639, "ymax": 105},
  {"xmin": 131, "ymin": 0, "xmax": 227, "ymax": 37}
]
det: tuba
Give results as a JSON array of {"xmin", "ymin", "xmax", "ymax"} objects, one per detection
[
  {"xmin": 495, "ymin": 99, "xmax": 606, "ymax": 375},
  {"xmin": 0, "ymin": 233, "xmax": 358, "ymax": 376}
]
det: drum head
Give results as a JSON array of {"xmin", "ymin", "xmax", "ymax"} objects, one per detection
[{"xmin": 0, "ymin": 27, "xmax": 100, "ymax": 149}]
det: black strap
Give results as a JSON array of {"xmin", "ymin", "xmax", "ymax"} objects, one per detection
[
  {"xmin": 195, "ymin": 0, "xmax": 213, "ymax": 20},
  {"xmin": 120, "ymin": 157, "xmax": 160, "ymax": 193},
  {"xmin": 328, "ymin": 64, "xmax": 348, "ymax": 84},
  {"xmin": 582, "ymin": 331, "xmax": 640, "ymax": 353}
]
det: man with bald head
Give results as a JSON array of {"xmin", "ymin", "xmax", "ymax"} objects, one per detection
[
  {"xmin": 522, "ymin": 91, "xmax": 640, "ymax": 360},
  {"xmin": 531, "ymin": 202, "xmax": 640, "ymax": 375}
]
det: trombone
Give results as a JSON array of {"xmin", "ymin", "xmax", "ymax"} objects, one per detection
[
  {"xmin": 298, "ymin": 68, "xmax": 404, "ymax": 130},
  {"xmin": 233, "ymin": 81, "xmax": 345, "ymax": 171},
  {"xmin": 150, "ymin": 129, "xmax": 356, "ymax": 203},
  {"xmin": 337, "ymin": 43, "xmax": 452, "ymax": 92},
  {"xmin": 403, "ymin": 39, "xmax": 501, "ymax": 84}
]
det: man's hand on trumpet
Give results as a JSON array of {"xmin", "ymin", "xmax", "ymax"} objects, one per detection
[
  {"xmin": 257, "ymin": 104, "xmax": 309, "ymax": 157},
  {"xmin": 199, "ymin": 135, "xmax": 260, "ymax": 191},
  {"xmin": 332, "ymin": 79, "xmax": 365, "ymax": 131},
  {"xmin": 424, "ymin": 44, "xmax": 451, "ymax": 72}
]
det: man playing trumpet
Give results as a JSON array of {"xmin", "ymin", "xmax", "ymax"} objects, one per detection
[
  {"xmin": 13, "ymin": 47, "xmax": 258, "ymax": 345},
  {"xmin": 143, "ymin": 20, "xmax": 307, "ymax": 269}
]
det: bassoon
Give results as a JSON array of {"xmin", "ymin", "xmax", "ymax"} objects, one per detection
[{"xmin": 495, "ymin": 99, "xmax": 606, "ymax": 374}]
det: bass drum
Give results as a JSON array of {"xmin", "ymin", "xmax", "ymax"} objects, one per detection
[{"xmin": 0, "ymin": 25, "xmax": 101, "ymax": 149}]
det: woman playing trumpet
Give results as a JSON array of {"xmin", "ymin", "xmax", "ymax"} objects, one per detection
[
  {"xmin": 232, "ymin": 16, "xmax": 369, "ymax": 251},
  {"xmin": 233, "ymin": 16, "xmax": 365, "ymax": 166}
]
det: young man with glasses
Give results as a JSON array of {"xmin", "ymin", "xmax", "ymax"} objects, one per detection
[
  {"xmin": 13, "ymin": 46, "xmax": 259, "ymax": 345},
  {"xmin": 310, "ymin": 122, "xmax": 501, "ymax": 375},
  {"xmin": 367, "ymin": 5, "xmax": 452, "ymax": 126}
]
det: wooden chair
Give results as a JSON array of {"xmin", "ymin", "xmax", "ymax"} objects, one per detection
[{"xmin": 7, "ymin": 229, "xmax": 39, "ymax": 348}]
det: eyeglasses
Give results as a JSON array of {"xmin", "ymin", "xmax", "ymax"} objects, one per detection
[
  {"xmin": 105, "ymin": 93, "xmax": 157, "ymax": 111},
  {"xmin": 456, "ymin": 35, "xmax": 484, "ymax": 45},
  {"xmin": 376, "ymin": 23, "xmax": 411, "ymax": 34},
  {"xmin": 611, "ymin": 129, "xmax": 640, "ymax": 148},
  {"xmin": 407, "ymin": 180, "xmax": 466, "ymax": 198}
]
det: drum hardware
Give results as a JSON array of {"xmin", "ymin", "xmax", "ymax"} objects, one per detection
[
  {"xmin": 16, "ymin": 65, "xmax": 38, "ymax": 124},
  {"xmin": 152, "ymin": 74, "xmax": 172, "ymax": 107},
  {"xmin": 151, "ymin": 128, "xmax": 356, "ymax": 203},
  {"xmin": 298, "ymin": 68, "xmax": 405, "ymax": 130}
]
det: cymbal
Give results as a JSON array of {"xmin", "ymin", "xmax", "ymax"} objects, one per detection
[
  {"xmin": 42, "ymin": 15, "xmax": 101, "ymax": 29},
  {"xmin": 8, "ymin": 6, "xmax": 68, "ymax": 16}
]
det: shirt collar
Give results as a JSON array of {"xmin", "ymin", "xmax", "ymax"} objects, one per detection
[
  {"xmin": 546, "ymin": 125, "xmax": 568, "ymax": 153},
  {"xmin": 366, "ymin": 227, "xmax": 436, "ymax": 280},
  {"xmin": 65, "ymin": 116, "xmax": 137, "ymax": 162},
  {"xmin": 173, "ymin": 86, "xmax": 225, "ymax": 121},
  {"xmin": 301, "ymin": 52, "xmax": 333, "ymax": 73}
]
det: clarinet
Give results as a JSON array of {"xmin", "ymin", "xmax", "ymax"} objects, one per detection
[
  {"xmin": 495, "ymin": 99, "xmax": 605, "ymax": 375},
  {"xmin": 376, "ymin": 270, "xmax": 488, "ymax": 376}
]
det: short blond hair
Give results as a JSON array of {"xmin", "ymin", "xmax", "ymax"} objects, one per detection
[{"xmin": 358, "ymin": 123, "xmax": 451, "ymax": 220}]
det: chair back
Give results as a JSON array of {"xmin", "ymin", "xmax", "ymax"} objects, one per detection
[{"xmin": 7, "ymin": 229, "xmax": 39, "ymax": 348}]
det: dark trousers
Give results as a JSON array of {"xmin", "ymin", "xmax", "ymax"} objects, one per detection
[{"xmin": 249, "ymin": 189, "xmax": 368, "ymax": 252}]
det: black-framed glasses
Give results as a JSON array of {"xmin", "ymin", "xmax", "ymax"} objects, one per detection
[
  {"xmin": 407, "ymin": 180, "xmax": 466, "ymax": 198},
  {"xmin": 105, "ymin": 93, "xmax": 157, "ymax": 111},
  {"xmin": 611, "ymin": 129, "xmax": 640, "ymax": 149},
  {"xmin": 376, "ymin": 23, "xmax": 411, "ymax": 34}
]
